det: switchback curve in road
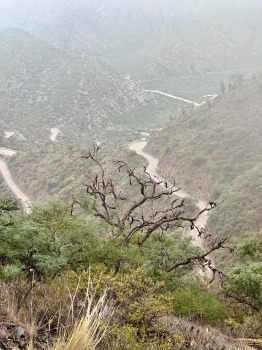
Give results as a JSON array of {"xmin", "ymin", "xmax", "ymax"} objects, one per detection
[
  {"xmin": 0, "ymin": 158, "xmax": 32, "ymax": 214},
  {"xmin": 129, "ymin": 140, "xmax": 214, "ymax": 279}
]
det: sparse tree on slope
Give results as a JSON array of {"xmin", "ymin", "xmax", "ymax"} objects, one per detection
[{"xmin": 81, "ymin": 146, "xmax": 228, "ymax": 278}]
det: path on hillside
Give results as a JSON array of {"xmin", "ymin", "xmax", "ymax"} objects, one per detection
[
  {"xmin": 129, "ymin": 140, "xmax": 213, "ymax": 279},
  {"xmin": 146, "ymin": 89, "xmax": 200, "ymax": 106},
  {"xmin": 147, "ymin": 89, "xmax": 218, "ymax": 107},
  {"xmin": 0, "ymin": 152, "xmax": 31, "ymax": 214}
]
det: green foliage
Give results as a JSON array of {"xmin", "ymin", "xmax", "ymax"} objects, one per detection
[
  {"xmin": 171, "ymin": 279, "xmax": 230, "ymax": 323},
  {"xmin": 0, "ymin": 217, "xmax": 67, "ymax": 278},
  {"xmin": 0, "ymin": 195, "xmax": 203, "ymax": 281},
  {"xmin": 227, "ymin": 263, "xmax": 262, "ymax": 312},
  {"xmin": 79, "ymin": 194, "xmax": 98, "ymax": 214},
  {"xmin": 238, "ymin": 235, "xmax": 262, "ymax": 262},
  {"xmin": 47, "ymin": 267, "xmax": 247, "ymax": 349},
  {"xmin": 63, "ymin": 267, "xmax": 186, "ymax": 350},
  {"xmin": 0, "ymin": 200, "xmax": 103, "ymax": 279},
  {"xmin": 0, "ymin": 197, "xmax": 18, "ymax": 211},
  {"xmin": 0, "ymin": 197, "xmax": 18, "ymax": 227},
  {"xmin": 142, "ymin": 231, "xmax": 200, "ymax": 273},
  {"xmin": 0, "ymin": 197, "xmax": 259, "ymax": 345},
  {"xmin": 2, "ymin": 264, "xmax": 22, "ymax": 281}
]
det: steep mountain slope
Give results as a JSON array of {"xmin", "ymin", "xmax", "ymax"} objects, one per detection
[
  {"xmin": 0, "ymin": 29, "xmax": 154, "ymax": 146},
  {"xmin": 134, "ymin": 0, "xmax": 262, "ymax": 77},
  {"xmin": 137, "ymin": 15, "xmax": 262, "ymax": 78},
  {"xmin": 146, "ymin": 74, "xmax": 262, "ymax": 246},
  {"xmin": 0, "ymin": 0, "xmax": 262, "ymax": 77}
]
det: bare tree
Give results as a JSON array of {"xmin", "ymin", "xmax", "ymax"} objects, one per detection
[{"xmin": 82, "ymin": 146, "xmax": 228, "ymax": 278}]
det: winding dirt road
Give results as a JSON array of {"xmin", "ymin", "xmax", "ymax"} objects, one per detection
[
  {"xmin": 0, "ymin": 126, "xmax": 60, "ymax": 214},
  {"xmin": 0, "ymin": 155, "xmax": 31, "ymax": 214},
  {"xmin": 146, "ymin": 89, "xmax": 200, "ymax": 106},
  {"xmin": 129, "ymin": 140, "xmax": 213, "ymax": 278}
]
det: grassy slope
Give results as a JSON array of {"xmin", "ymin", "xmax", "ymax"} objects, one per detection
[
  {"xmin": 4, "ymin": 140, "xmax": 144, "ymax": 203},
  {"xmin": 147, "ymin": 74, "xmax": 262, "ymax": 246}
]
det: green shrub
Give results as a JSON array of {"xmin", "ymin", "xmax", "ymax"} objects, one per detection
[
  {"xmin": 172, "ymin": 281, "xmax": 230, "ymax": 324},
  {"xmin": 228, "ymin": 263, "xmax": 262, "ymax": 312}
]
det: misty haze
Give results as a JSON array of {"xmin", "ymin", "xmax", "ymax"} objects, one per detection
[{"xmin": 0, "ymin": 1, "xmax": 261, "ymax": 349}]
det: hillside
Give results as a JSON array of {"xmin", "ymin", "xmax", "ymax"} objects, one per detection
[
  {"xmin": 0, "ymin": 2, "xmax": 262, "ymax": 348},
  {"xmin": 0, "ymin": 140, "xmax": 261, "ymax": 348},
  {"xmin": 134, "ymin": 1, "xmax": 262, "ymax": 78},
  {"xmin": 1, "ymin": 141, "xmax": 140, "ymax": 203},
  {"xmin": 0, "ymin": 1, "xmax": 262, "ymax": 77},
  {"xmin": 146, "ymin": 74, "xmax": 262, "ymax": 252},
  {"xmin": 0, "ymin": 29, "xmax": 157, "ymax": 146}
]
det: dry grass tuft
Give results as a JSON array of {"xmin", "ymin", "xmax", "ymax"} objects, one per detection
[
  {"xmin": 0, "ymin": 275, "xmax": 112, "ymax": 350},
  {"xmin": 50, "ymin": 287, "xmax": 112, "ymax": 350}
]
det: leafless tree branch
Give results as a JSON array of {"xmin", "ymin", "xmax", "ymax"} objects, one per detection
[{"xmin": 81, "ymin": 147, "xmax": 228, "ymax": 280}]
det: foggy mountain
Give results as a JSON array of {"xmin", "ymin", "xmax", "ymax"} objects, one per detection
[{"xmin": 0, "ymin": 0, "xmax": 262, "ymax": 76}]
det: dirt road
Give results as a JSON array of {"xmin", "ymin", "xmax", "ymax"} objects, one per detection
[
  {"xmin": 129, "ymin": 140, "xmax": 214, "ymax": 279},
  {"xmin": 0, "ymin": 158, "xmax": 31, "ymax": 214},
  {"xmin": 146, "ymin": 89, "xmax": 200, "ymax": 106},
  {"xmin": 147, "ymin": 90, "xmax": 218, "ymax": 108}
]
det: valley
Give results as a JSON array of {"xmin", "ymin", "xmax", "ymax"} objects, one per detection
[
  {"xmin": 1, "ymin": 72, "xmax": 260, "ymax": 268},
  {"xmin": 0, "ymin": 1, "xmax": 261, "ymax": 349},
  {"xmin": 0, "ymin": 138, "xmax": 213, "ymax": 278}
]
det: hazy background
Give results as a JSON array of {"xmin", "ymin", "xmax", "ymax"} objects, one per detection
[{"xmin": 0, "ymin": 0, "xmax": 262, "ymax": 77}]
